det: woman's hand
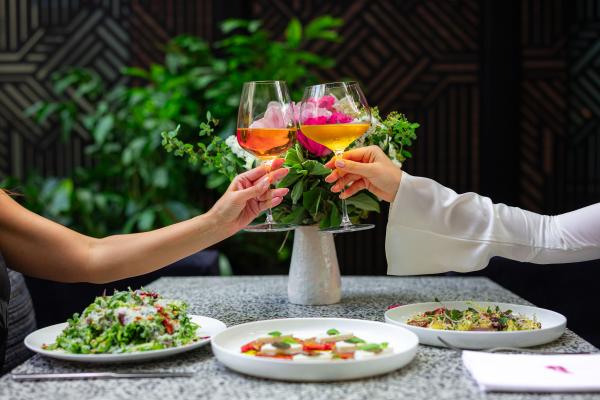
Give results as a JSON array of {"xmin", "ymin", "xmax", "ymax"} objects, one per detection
[
  {"xmin": 207, "ymin": 159, "xmax": 289, "ymax": 234},
  {"xmin": 324, "ymin": 146, "xmax": 402, "ymax": 203}
]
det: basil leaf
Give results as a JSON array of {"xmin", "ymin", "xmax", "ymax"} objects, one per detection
[
  {"xmin": 326, "ymin": 328, "xmax": 340, "ymax": 336},
  {"xmin": 272, "ymin": 342, "xmax": 290, "ymax": 350},
  {"xmin": 345, "ymin": 337, "xmax": 366, "ymax": 344},
  {"xmin": 268, "ymin": 331, "xmax": 282, "ymax": 337}
]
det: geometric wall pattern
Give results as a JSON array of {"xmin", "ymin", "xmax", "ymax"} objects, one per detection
[
  {"xmin": 0, "ymin": 0, "xmax": 216, "ymax": 180},
  {"xmin": 518, "ymin": 0, "xmax": 568, "ymax": 213}
]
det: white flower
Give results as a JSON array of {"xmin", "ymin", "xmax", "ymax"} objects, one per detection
[{"xmin": 225, "ymin": 135, "xmax": 256, "ymax": 169}]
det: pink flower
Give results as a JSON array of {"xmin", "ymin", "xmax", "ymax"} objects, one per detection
[
  {"xmin": 250, "ymin": 101, "xmax": 291, "ymax": 128},
  {"xmin": 297, "ymin": 129, "xmax": 331, "ymax": 157},
  {"xmin": 297, "ymin": 101, "xmax": 331, "ymax": 123},
  {"xmin": 318, "ymin": 95, "xmax": 336, "ymax": 109},
  {"xmin": 328, "ymin": 111, "xmax": 353, "ymax": 124},
  {"xmin": 303, "ymin": 116, "xmax": 328, "ymax": 125}
]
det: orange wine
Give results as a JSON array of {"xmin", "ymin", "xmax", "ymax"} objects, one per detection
[
  {"xmin": 236, "ymin": 128, "xmax": 296, "ymax": 159},
  {"xmin": 300, "ymin": 123, "xmax": 370, "ymax": 152}
]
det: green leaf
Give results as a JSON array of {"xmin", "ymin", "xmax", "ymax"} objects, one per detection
[
  {"xmin": 272, "ymin": 342, "xmax": 290, "ymax": 350},
  {"xmin": 48, "ymin": 179, "xmax": 73, "ymax": 215},
  {"xmin": 284, "ymin": 147, "xmax": 303, "ymax": 167},
  {"xmin": 221, "ymin": 19, "xmax": 251, "ymax": 33},
  {"xmin": 281, "ymin": 206, "xmax": 305, "ymax": 224},
  {"xmin": 153, "ymin": 167, "xmax": 169, "ymax": 188},
  {"xmin": 285, "ymin": 18, "xmax": 302, "ymax": 48},
  {"xmin": 357, "ymin": 343, "xmax": 384, "ymax": 353},
  {"xmin": 345, "ymin": 192, "xmax": 380, "ymax": 213},
  {"xmin": 345, "ymin": 337, "xmax": 366, "ymax": 344},
  {"xmin": 137, "ymin": 209, "xmax": 156, "ymax": 231},
  {"xmin": 302, "ymin": 188, "xmax": 321, "ymax": 217},
  {"xmin": 329, "ymin": 201, "xmax": 341, "ymax": 227},
  {"xmin": 302, "ymin": 160, "xmax": 331, "ymax": 176},
  {"xmin": 290, "ymin": 179, "xmax": 304, "ymax": 204},
  {"xmin": 268, "ymin": 331, "xmax": 282, "ymax": 337},
  {"xmin": 93, "ymin": 115, "xmax": 114, "ymax": 144},
  {"xmin": 304, "ymin": 16, "xmax": 343, "ymax": 40},
  {"xmin": 327, "ymin": 328, "xmax": 340, "ymax": 336},
  {"xmin": 277, "ymin": 170, "xmax": 302, "ymax": 189}
]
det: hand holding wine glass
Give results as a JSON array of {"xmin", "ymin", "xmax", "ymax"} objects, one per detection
[
  {"xmin": 324, "ymin": 145, "xmax": 403, "ymax": 203},
  {"xmin": 208, "ymin": 159, "xmax": 290, "ymax": 235},
  {"xmin": 236, "ymin": 81, "xmax": 297, "ymax": 232},
  {"xmin": 299, "ymin": 82, "xmax": 374, "ymax": 233}
]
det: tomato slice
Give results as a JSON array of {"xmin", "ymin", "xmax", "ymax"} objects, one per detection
[
  {"xmin": 303, "ymin": 342, "xmax": 334, "ymax": 351},
  {"xmin": 256, "ymin": 353, "xmax": 293, "ymax": 360},
  {"xmin": 241, "ymin": 341, "xmax": 259, "ymax": 353}
]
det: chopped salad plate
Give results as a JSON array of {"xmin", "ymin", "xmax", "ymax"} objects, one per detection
[
  {"xmin": 25, "ymin": 314, "xmax": 226, "ymax": 363},
  {"xmin": 385, "ymin": 301, "xmax": 566, "ymax": 349},
  {"xmin": 211, "ymin": 318, "xmax": 419, "ymax": 381}
]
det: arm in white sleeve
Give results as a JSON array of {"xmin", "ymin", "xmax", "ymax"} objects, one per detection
[{"xmin": 386, "ymin": 172, "xmax": 600, "ymax": 275}]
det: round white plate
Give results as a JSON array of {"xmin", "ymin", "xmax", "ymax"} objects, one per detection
[
  {"xmin": 211, "ymin": 317, "xmax": 419, "ymax": 382},
  {"xmin": 25, "ymin": 315, "xmax": 226, "ymax": 363},
  {"xmin": 385, "ymin": 301, "xmax": 566, "ymax": 349}
]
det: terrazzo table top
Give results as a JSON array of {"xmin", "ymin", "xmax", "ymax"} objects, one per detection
[{"xmin": 2, "ymin": 276, "xmax": 599, "ymax": 400}]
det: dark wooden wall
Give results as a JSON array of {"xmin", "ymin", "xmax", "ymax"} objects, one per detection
[{"xmin": 1, "ymin": 0, "xmax": 599, "ymax": 273}]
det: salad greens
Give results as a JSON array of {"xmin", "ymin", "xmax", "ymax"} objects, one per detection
[{"xmin": 44, "ymin": 289, "xmax": 199, "ymax": 354}]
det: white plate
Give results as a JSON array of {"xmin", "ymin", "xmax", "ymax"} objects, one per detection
[
  {"xmin": 24, "ymin": 315, "xmax": 226, "ymax": 363},
  {"xmin": 211, "ymin": 317, "xmax": 419, "ymax": 382},
  {"xmin": 385, "ymin": 301, "xmax": 566, "ymax": 349}
]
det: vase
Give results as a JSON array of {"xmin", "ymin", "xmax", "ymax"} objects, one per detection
[{"xmin": 288, "ymin": 225, "xmax": 341, "ymax": 305}]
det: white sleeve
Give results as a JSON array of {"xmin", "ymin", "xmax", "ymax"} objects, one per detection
[{"xmin": 385, "ymin": 172, "xmax": 600, "ymax": 275}]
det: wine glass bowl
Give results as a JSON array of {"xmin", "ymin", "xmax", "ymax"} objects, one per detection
[
  {"xmin": 299, "ymin": 82, "xmax": 374, "ymax": 233},
  {"xmin": 237, "ymin": 81, "xmax": 297, "ymax": 232}
]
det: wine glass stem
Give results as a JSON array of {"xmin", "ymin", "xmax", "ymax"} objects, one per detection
[
  {"xmin": 336, "ymin": 151, "xmax": 353, "ymax": 228},
  {"xmin": 261, "ymin": 159, "xmax": 275, "ymax": 226}
]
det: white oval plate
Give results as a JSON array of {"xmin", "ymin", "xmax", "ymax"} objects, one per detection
[
  {"xmin": 385, "ymin": 301, "xmax": 566, "ymax": 349},
  {"xmin": 211, "ymin": 317, "xmax": 419, "ymax": 382},
  {"xmin": 24, "ymin": 315, "xmax": 226, "ymax": 363}
]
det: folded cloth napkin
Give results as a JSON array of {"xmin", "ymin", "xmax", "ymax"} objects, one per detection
[{"xmin": 462, "ymin": 351, "xmax": 600, "ymax": 392}]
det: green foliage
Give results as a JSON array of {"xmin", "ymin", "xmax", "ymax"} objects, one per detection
[
  {"xmin": 359, "ymin": 107, "xmax": 420, "ymax": 163},
  {"xmin": 17, "ymin": 66, "xmax": 201, "ymax": 237},
  {"xmin": 4, "ymin": 16, "xmax": 342, "ymax": 273}
]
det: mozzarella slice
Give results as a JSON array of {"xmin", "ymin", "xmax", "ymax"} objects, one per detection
[
  {"xmin": 316, "ymin": 332, "xmax": 354, "ymax": 343},
  {"xmin": 334, "ymin": 341, "xmax": 356, "ymax": 353},
  {"xmin": 255, "ymin": 335, "xmax": 294, "ymax": 345}
]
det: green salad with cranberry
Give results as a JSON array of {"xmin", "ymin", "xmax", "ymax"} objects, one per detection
[{"xmin": 44, "ymin": 289, "xmax": 199, "ymax": 354}]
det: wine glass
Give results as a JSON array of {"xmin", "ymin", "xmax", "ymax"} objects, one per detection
[
  {"xmin": 237, "ymin": 80, "xmax": 297, "ymax": 232},
  {"xmin": 299, "ymin": 81, "xmax": 374, "ymax": 233}
]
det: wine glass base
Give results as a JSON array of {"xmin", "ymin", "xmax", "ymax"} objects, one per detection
[
  {"xmin": 320, "ymin": 223, "xmax": 375, "ymax": 233},
  {"xmin": 242, "ymin": 223, "xmax": 297, "ymax": 233}
]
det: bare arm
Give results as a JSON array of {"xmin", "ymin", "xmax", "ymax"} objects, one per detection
[{"xmin": 0, "ymin": 162, "xmax": 288, "ymax": 283}]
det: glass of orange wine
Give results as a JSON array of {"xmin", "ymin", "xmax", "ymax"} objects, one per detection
[
  {"xmin": 299, "ymin": 81, "xmax": 374, "ymax": 233},
  {"xmin": 237, "ymin": 81, "xmax": 297, "ymax": 232}
]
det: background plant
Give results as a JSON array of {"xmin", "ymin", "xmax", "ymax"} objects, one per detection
[{"xmin": 2, "ymin": 16, "xmax": 342, "ymax": 274}]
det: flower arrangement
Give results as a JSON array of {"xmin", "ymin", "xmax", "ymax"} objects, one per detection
[{"xmin": 162, "ymin": 105, "xmax": 418, "ymax": 229}]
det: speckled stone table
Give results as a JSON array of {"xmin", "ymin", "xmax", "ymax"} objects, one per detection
[{"xmin": 1, "ymin": 276, "xmax": 598, "ymax": 400}]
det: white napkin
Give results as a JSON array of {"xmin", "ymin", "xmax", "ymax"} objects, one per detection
[{"xmin": 462, "ymin": 351, "xmax": 600, "ymax": 392}]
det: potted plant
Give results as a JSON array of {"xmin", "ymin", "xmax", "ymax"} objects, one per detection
[{"xmin": 162, "ymin": 108, "xmax": 418, "ymax": 304}]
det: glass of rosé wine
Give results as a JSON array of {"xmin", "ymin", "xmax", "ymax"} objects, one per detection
[{"xmin": 236, "ymin": 81, "xmax": 297, "ymax": 232}]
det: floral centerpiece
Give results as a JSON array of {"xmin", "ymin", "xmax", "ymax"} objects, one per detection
[{"xmin": 162, "ymin": 104, "xmax": 419, "ymax": 229}]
